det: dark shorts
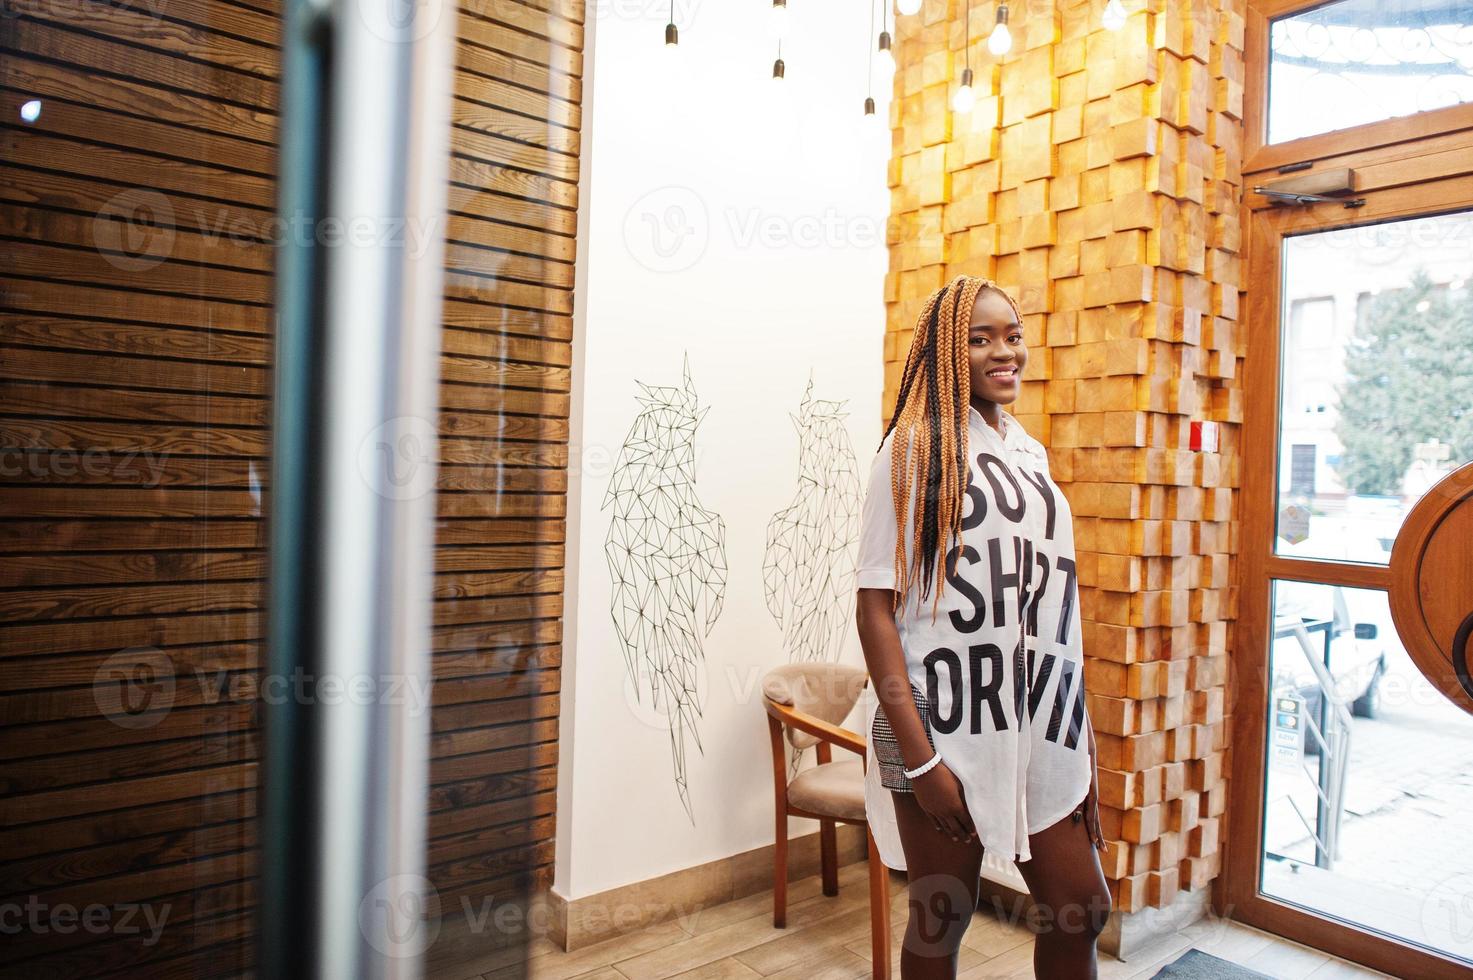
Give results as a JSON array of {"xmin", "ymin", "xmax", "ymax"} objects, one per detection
[{"xmin": 871, "ymin": 680, "xmax": 937, "ymax": 793}]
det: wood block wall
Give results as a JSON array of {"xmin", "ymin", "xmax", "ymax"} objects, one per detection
[{"xmin": 883, "ymin": 0, "xmax": 1246, "ymax": 912}]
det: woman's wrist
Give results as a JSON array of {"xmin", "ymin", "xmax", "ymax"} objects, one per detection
[{"xmin": 902, "ymin": 750, "xmax": 942, "ymax": 779}]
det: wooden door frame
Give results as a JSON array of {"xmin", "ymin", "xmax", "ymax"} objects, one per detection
[{"xmin": 1221, "ymin": 173, "xmax": 1473, "ymax": 979}]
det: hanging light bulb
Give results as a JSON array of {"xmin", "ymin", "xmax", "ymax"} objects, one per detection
[
  {"xmin": 875, "ymin": 30, "xmax": 895, "ymax": 79},
  {"xmin": 987, "ymin": 2, "xmax": 1011, "ymax": 55},
  {"xmin": 664, "ymin": 0, "xmax": 678, "ymax": 48},
  {"xmin": 896, "ymin": 0, "xmax": 921, "ymax": 16},
  {"xmin": 771, "ymin": 0, "xmax": 789, "ymax": 38},
  {"xmin": 952, "ymin": 67, "xmax": 975, "ymax": 112},
  {"xmin": 953, "ymin": 0, "xmax": 975, "ymax": 113},
  {"xmin": 864, "ymin": 0, "xmax": 879, "ymax": 117},
  {"xmin": 773, "ymin": 39, "xmax": 785, "ymax": 80},
  {"xmin": 1101, "ymin": 0, "xmax": 1127, "ymax": 30},
  {"xmin": 873, "ymin": 0, "xmax": 896, "ymax": 81}
]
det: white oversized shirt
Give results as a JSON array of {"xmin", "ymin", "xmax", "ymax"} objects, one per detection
[{"xmin": 858, "ymin": 405, "xmax": 1092, "ymax": 867}]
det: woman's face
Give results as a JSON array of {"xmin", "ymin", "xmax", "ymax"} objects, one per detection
[{"xmin": 967, "ymin": 288, "xmax": 1027, "ymax": 406}]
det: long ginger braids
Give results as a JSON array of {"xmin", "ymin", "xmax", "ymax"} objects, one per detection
[{"xmin": 880, "ymin": 274, "xmax": 1027, "ymax": 623}]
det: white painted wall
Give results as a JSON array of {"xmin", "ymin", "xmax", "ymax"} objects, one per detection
[{"xmin": 555, "ymin": 0, "xmax": 895, "ymax": 901}]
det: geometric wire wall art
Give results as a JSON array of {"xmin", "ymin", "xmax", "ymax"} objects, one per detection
[
  {"xmin": 762, "ymin": 376, "xmax": 862, "ymax": 779},
  {"xmin": 763, "ymin": 375, "xmax": 862, "ymax": 665},
  {"xmin": 602, "ymin": 353, "xmax": 728, "ymax": 822}
]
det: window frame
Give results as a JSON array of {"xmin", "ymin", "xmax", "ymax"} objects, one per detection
[{"xmin": 1244, "ymin": 0, "xmax": 1473, "ymax": 176}]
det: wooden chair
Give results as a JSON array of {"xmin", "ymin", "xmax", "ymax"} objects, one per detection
[{"xmin": 761, "ymin": 662, "xmax": 892, "ymax": 980}]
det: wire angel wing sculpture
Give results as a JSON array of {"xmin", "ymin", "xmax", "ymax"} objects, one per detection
[
  {"xmin": 763, "ymin": 376, "xmax": 863, "ymax": 664},
  {"xmin": 764, "ymin": 378, "xmax": 863, "ymax": 780},
  {"xmin": 602, "ymin": 353, "xmax": 727, "ymax": 822}
]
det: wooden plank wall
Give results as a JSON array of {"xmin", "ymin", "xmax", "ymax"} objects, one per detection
[
  {"xmin": 0, "ymin": 0, "xmax": 583, "ymax": 974},
  {"xmin": 424, "ymin": 0, "xmax": 581, "ymax": 928}
]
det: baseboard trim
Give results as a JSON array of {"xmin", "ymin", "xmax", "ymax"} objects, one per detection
[
  {"xmin": 440, "ymin": 825, "xmax": 1208, "ymax": 966},
  {"xmin": 549, "ymin": 823, "xmax": 871, "ymax": 951}
]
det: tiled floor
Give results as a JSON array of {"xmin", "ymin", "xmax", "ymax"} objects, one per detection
[{"xmin": 430, "ymin": 862, "xmax": 1394, "ymax": 980}]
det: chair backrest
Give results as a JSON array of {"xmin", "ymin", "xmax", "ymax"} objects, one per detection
[{"xmin": 761, "ymin": 662, "xmax": 868, "ymax": 750}]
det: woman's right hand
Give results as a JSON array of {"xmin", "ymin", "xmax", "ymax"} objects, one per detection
[{"xmin": 911, "ymin": 760, "xmax": 976, "ymax": 843}]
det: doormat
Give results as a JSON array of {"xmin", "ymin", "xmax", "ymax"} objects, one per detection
[{"xmin": 1149, "ymin": 948, "xmax": 1276, "ymax": 979}]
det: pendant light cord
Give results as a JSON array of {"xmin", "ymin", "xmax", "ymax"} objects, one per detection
[{"xmin": 867, "ymin": 0, "xmax": 875, "ymax": 91}]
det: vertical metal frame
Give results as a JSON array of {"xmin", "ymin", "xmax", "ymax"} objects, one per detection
[{"xmin": 263, "ymin": 0, "xmax": 456, "ymax": 972}]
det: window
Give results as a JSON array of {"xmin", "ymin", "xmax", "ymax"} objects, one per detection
[{"xmin": 1267, "ymin": 0, "xmax": 1473, "ymax": 145}]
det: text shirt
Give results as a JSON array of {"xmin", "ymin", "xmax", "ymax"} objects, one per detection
[{"xmin": 857, "ymin": 405, "xmax": 1093, "ymax": 867}]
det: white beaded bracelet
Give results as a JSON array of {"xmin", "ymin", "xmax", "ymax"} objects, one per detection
[{"xmin": 902, "ymin": 751, "xmax": 942, "ymax": 780}]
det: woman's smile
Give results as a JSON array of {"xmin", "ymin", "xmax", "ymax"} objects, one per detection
[{"xmin": 983, "ymin": 364, "xmax": 1019, "ymax": 382}]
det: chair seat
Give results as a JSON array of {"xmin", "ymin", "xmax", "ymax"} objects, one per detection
[{"xmin": 787, "ymin": 758, "xmax": 866, "ymax": 821}]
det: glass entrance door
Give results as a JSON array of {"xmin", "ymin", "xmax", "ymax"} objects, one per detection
[
  {"xmin": 1230, "ymin": 200, "xmax": 1473, "ymax": 977},
  {"xmin": 1232, "ymin": 0, "xmax": 1473, "ymax": 967}
]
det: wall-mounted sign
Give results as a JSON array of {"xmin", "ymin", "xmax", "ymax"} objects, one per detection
[
  {"xmin": 1270, "ymin": 691, "xmax": 1304, "ymax": 772},
  {"xmin": 1389, "ymin": 462, "xmax": 1473, "ymax": 717}
]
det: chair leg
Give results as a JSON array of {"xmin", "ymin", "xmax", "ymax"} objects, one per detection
[
  {"xmin": 820, "ymin": 818, "xmax": 838, "ymax": 896},
  {"xmin": 867, "ymin": 826, "xmax": 892, "ymax": 980},
  {"xmin": 774, "ymin": 809, "xmax": 788, "ymax": 928}
]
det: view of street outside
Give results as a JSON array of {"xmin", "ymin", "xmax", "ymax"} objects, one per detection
[{"xmin": 1264, "ymin": 582, "xmax": 1473, "ymax": 962}]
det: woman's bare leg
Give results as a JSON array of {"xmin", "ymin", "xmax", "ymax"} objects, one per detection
[
  {"xmin": 890, "ymin": 790, "xmax": 985, "ymax": 980},
  {"xmin": 1012, "ymin": 804, "xmax": 1111, "ymax": 979}
]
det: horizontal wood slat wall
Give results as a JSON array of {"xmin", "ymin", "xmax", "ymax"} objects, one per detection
[
  {"xmin": 0, "ymin": 0, "xmax": 582, "ymax": 973},
  {"xmin": 425, "ymin": 0, "xmax": 581, "ymax": 940},
  {"xmin": 0, "ymin": 0, "xmax": 277, "ymax": 971}
]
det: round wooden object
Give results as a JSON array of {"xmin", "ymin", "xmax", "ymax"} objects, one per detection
[{"xmin": 1388, "ymin": 461, "xmax": 1473, "ymax": 716}]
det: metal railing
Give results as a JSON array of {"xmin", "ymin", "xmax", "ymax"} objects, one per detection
[{"xmin": 1269, "ymin": 616, "xmax": 1355, "ymax": 871}]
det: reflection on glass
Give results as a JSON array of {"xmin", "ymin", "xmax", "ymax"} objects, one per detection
[
  {"xmin": 1261, "ymin": 581, "xmax": 1473, "ymax": 962},
  {"xmin": 1274, "ymin": 209, "xmax": 1473, "ymax": 564},
  {"xmin": 0, "ymin": 0, "xmax": 279, "ymax": 969},
  {"xmin": 1268, "ymin": 0, "xmax": 1473, "ymax": 144}
]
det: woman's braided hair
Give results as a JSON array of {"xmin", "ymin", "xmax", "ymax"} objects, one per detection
[{"xmin": 879, "ymin": 274, "xmax": 1026, "ymax": 623}]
